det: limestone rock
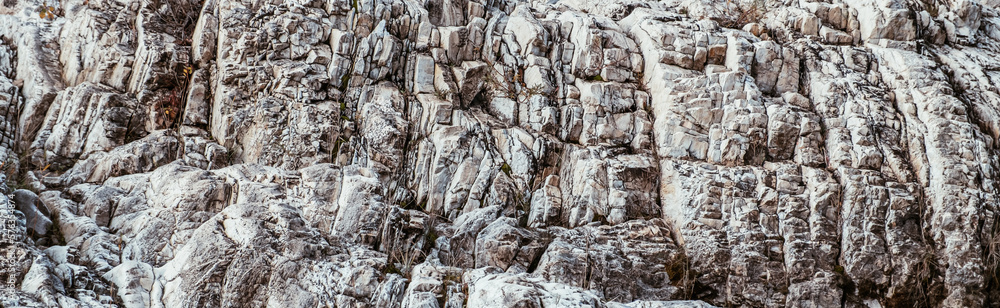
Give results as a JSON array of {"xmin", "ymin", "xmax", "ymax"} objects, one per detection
[{"xmin": 1, "ymin": 0, "xmax": 1000, "ymax": 307}]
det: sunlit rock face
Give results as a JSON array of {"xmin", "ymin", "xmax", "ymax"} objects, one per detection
[{"xmin": 1, "ymin": 0, "xmax": 1000, "ymax": 307}]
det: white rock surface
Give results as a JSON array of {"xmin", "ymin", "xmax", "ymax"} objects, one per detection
[{"xmin": 1, "ymin": 0, "xmax": 1000, "ymax": 307}]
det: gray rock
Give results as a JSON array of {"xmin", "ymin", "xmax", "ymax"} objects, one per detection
[
  {"xmin": 2, "ymin": 0, "xmax": 1000, "ymax": 307},
  {"xmin": 12, "ymin": 189, "xmax": 50, "ymax": 238}
]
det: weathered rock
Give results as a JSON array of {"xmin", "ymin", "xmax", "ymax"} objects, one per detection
[
  {"xmin": 2, "ymin": 0, "xmax": 1000, "ymax": 307},
  {"xmin": 30, "ymin": 82, "xmax": 145, "ymax": 170},
  {"xmin": 11, "ymin": 189, "xmax": 49, "ymax": 238}
]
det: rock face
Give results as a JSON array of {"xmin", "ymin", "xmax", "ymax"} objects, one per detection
[{"xmin": 1, "ymin": 0, "xmax": 1000, "ymax": 307}]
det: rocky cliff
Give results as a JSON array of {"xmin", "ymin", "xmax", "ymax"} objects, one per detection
[{"xmin": 0, "ymin": 0, "xmax": 999, "ymax": 307}]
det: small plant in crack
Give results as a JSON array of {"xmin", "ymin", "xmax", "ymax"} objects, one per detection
[
  {"xmin": 35, "ymin": 3, "xmax": 60, "ymax": 20},
  {"xmin": 913, "ymin": 250, "xmax": 941, "ymax": 307},
  {"xmin": 155, "ymin": 65, "xmax": 194, "ymax": 129},
  {"xmin": 0, "ymin": 151, "xmax": 47, "ymax": 193},
  {"xmin": 665, "ymin": 252, "xmax": 697, "ymax": 299},
  {"xmin": 153, "ymin": 0, "xmax": 200, "ymax": 44},
  {"xmin": 155, "ymin": 88, "xmax": 184, "ymax": 128},
  {"xmin": 720, "ymin": 0, "xmax": 770, "ymax": 29},
  {"xmin": 482, "ymin": 63, "xmax": 548, "ymax": 106},
  {"xmin": 384, "ymin": 217, "xmax": 438, "ymax": 279}
]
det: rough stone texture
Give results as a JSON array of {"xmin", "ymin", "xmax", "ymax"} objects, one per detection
[{"xmin": 1, "ymin": 0, "xmax": 1000, "ymax": 307}]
